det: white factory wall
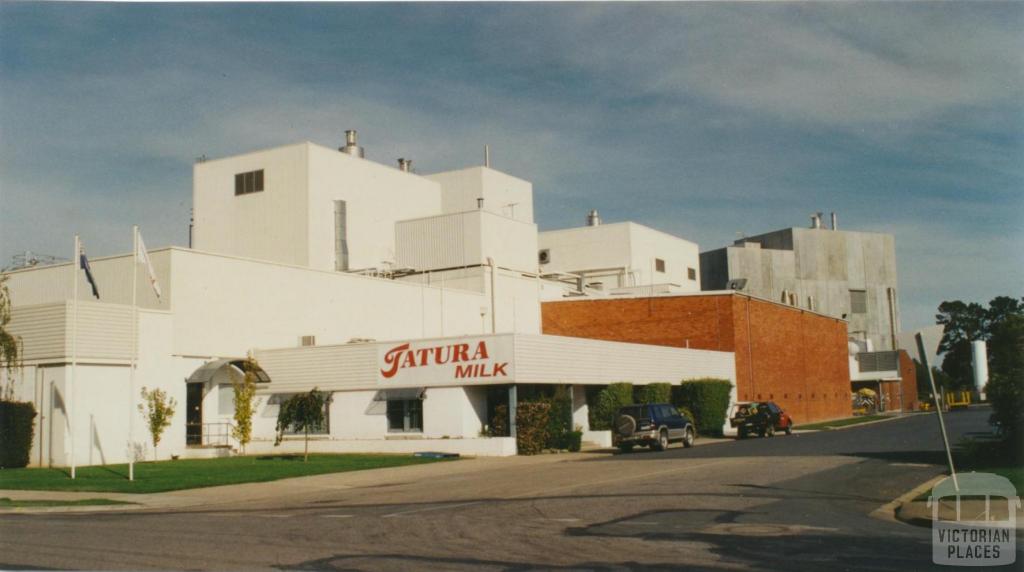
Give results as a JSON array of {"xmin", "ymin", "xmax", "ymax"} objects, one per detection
[
  {"xmin": 628, "ymin": 223, "xmax": 701, "ymax": 291},
  {"xmin": 538, "ymin": 222, "xmax": 701, "ymax": 291},
  {"xmin": 168, "ymin": 248, "xmax": 506, "ymax": 358},
  {"xmin": 192, "ymin": 143, "xmax": 310, "ymax": 267},
  {"xmin": 306, "ymin": 144, "xmax": 443, "ymax": 272},
  {"xmin": 426, "ymin": 166, "xmax": 534, "ymax": 224},
  {"xmin": 395, "ymin": 210, "xmax": 539, "ymax": 274},
  {"xmin": 3, "ymin": 309, "xmax": 183, "ymax": 468}
]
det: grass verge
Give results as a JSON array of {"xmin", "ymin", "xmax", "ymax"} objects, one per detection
[
  {"xmin": 0, "ymin": 453, "xmax": 449, "ymax": 494},
  {"xmin": 795, "ymin": 414, "xmax": 890, "ymax": 431},
  {"xmin": 0, "ymin": 497, "xmax": 135, "ymax": 508}
]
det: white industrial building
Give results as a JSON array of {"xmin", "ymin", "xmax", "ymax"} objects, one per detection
[
  {"xmin": 2, "ymin": 131, "xmax": 735, "ymax": 466},
  {"xmin": 538, "ymin": 214, "xmax": 702, "ymax": 297}
]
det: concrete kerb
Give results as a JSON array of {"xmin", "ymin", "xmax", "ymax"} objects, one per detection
[
  {"xmin": 796, "ymin": 412, "xmax": 920, "ymax": 433},
  {"xmin": 870, "ymin": 473, "xmax": 947, "ymax": 525}
]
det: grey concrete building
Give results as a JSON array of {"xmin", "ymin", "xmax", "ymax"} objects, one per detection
[{"xmin": 700, "ymin": 217, "xmax": 900, "ymax": 351}]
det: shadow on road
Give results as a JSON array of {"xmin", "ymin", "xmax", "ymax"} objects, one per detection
[{"xmin": 275, "ymin": 552, "xmax": 721, "ymax": 571}]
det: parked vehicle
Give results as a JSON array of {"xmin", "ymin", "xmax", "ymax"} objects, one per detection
[
  {"xmin": 730, "ymin": 401, "xmax": 793, "ymax": 438},
  {"xmin": 614, "ymin": 403, "xmax": 696, "ymax": 452}
]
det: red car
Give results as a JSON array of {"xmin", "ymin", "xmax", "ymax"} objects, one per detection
[{"xmin": 730, "ymin": 401, "xmax": 794, "ymax": 438}]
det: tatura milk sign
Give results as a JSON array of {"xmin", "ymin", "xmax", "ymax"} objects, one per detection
[{"xmin": 377, "ymin": 336, "xmax": 514, "ymax": 386}]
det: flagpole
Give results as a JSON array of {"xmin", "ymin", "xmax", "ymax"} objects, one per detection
[
  {"xmin": 129, "ymin": 225, "xmax": 138, "ymax": 481},
  {"xmin": 70, "ymin": 235, "xmax": 79, "ymax": 480}
]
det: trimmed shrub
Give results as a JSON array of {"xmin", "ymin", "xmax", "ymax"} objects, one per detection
[
  {"xmin": 673, "ymin": 378, "xmax": 732, "ymax": 436},
  {"xmin": 676, "ymin": 406, "xmax": 698, "ymax": 436},
  {"xmin": 0, "ymin": 400, "xmax": 37, "ymax": 468},
  {"xmin": 590, "ymin": 383, "xmax": 634, "ymax": 430},
  {"xmin": 491, "ymin": 404, "xmax": 509, "ymax": 437},
  {"xmin": 545, "ymin": 386, "xmax": 574, "ymax": 450},
  {"xmin": 516, "ymin": 401, "xmax": 551, "ymax": 455},
  {"xmin": 636, "ymin": 383, "xmax": 672, "ymax": 404},
  {"xmin": 567, "ymin": 428, "xmax": 583, "ymax": 452}
]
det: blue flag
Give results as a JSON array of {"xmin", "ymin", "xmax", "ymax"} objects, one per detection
[{"xmin": 79, "ymin": 249, "xmax": 100, "ymax": 299}]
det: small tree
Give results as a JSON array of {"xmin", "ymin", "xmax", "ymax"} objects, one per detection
[
  {"xmin": 274, "ymin": 388, "xmax": 327, "ymax": 462},
  {"xmin": 231, "ymin": 359, "xmax": 261, "ymax": 455},
  {"xmin": 138, "ymin": 387, "xmax": 177, "ymax": 461}
]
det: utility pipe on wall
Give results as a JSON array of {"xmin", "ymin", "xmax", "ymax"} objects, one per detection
[{"xmin": 487, "ymin": 257, "xmax": 497, "ymax": 333}]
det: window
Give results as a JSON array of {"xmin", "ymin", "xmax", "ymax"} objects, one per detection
[
  {"xmin": 234, "ymin": 169, "xmax": 265, "ymax": 196},
  {"xmin": 687, "ymin": 267, "xmax": 697, "ymax": 281},
  {"xmin": 850, "ymin": 289, "xmax": 868, "ymax": 314},
  {"xmin": 655, "ymin": 258, "xmax": 666, "ymax": 273},
  {"xmin": 387, "ymin": 399, "xmax": 423, "ymax": 433}
]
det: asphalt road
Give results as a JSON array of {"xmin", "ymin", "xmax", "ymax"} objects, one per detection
[{"xmin": 2, "ymin": 407, "xmax": 1019, "ymax": 571}]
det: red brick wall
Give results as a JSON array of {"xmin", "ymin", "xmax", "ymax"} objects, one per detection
[
  {"xmin": 899, "ymin": 350, "xmax": 919, "ymax": 411},
  {"xmin": 542, "ymin": 293, "xmax": 852, "ymax": 424}
]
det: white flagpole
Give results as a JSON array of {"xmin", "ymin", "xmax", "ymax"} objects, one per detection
[
  {"xmin": 70, "ymin": 235, "xmax": 79, "ymax": 480},
  {"xmin": 129, "ymin": 225, "xmax": 138, "ymax": 481}
]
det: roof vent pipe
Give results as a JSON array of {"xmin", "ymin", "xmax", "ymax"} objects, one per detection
[
  {"xmin": 810, "ymin": 212, "xmax": 823, "ymax": 229},
  {"xmin": 587, "ymin": 209, "xmax": 601, "ymax": 227},
  {"xmin": 398, "ymin": 158, "xmax": 412, "ymax": 172},
  {"xmin": 339, "ymin": 130, "xmax": 365, "ymax": 158},
  {"xmin": 831, "ymin": 211, "xmax": 838, "ymax": 231},
  {"xmin": 484, "ymin": 145, "xmax": 491, "ymax": 168}
]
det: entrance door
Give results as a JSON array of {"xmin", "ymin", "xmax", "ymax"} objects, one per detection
[{"xmin": 186, "ymin": 383, "xmax": 203, "ymax": 445}]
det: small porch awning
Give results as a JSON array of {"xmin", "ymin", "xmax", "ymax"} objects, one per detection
[
  {"xmin": 372, "ymin": 388, "xmax": 426, "ymax": 401},
  {"xmin": 186, "ymin": 359, "xmax": 272, "ymax": 385}
]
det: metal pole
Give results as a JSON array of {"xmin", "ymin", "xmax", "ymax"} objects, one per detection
[
  {"xmin": 129, "ymin": 225, "xmax": 138, "ymax": 481},
  {"xmin": 69, "ymin": 235, "xmax": 79, "ymax": 479},
  {"xmin": 916, "ymin": 332, "xmax": 958, "ymax": 491},
  {"xmin": 508, "ymin": 385, "xmax": 517, "ymax": 440}
]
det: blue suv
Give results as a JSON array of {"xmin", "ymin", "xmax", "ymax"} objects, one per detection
[{"xmin": 614, "ymin": 403, "xmax": 696, "ymax": 452}]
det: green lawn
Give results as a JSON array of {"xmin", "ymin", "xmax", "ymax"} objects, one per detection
[
  {"xmin": 795, "ymin": 414, "xmax": 890, "ymax": 430},
  {"xmin": 0, "ymin": 454, "xmax": 449, "ymax": 494},
  {"xmin": 0, "ymin": 497, "xmax": 135, "ymax": 508}
]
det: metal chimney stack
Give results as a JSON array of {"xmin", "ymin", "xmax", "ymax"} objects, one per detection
[
  {"xmin": 339, "ymin": 130, "xmax": 365, "ymax": 158},
  {"xmin": 587, "ymin": 209, "xmax": 602, "ymax": 227},
  {"xmin": 484, "ymin": 145, "xmax": 491, "ymax": 168},
  {"xmin": 831, "ymin": 211, "xmax": 838, "ymax": 231},
  {"xmin": 810, "ymin": 212, "xmax": 823, "ymax": 229},
  {"xmin": 398, "ymin": 158, "xmax": 412, "ymax": 172}
]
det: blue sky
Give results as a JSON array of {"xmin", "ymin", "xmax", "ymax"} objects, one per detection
[{"xmin": 1, "ymin": 2, "xmax": 1021, "ymax": 330}]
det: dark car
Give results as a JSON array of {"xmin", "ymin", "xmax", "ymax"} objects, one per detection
[
  {"xmin": 614, "ymin": 403, "xmax": 696, "ymax": 452},
  {"xmin": 730, "ymin": 401, "xmax": 794, "ymax": 438}
]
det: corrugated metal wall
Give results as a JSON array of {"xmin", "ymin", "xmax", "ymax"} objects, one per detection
[
  {"xmin": 9, "ymin": 301, "xmax": 133, "ymax": 361},
  {"xmin": 255, "ymin": 343, "xmax": 376, "ymax": 392}
]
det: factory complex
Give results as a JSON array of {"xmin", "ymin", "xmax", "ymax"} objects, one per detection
[{"xmin": 2, "ymin": 131, "xmax": 917, "ymax": 465}]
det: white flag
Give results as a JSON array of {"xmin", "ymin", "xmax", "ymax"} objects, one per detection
[{"xmin": 136, "ymin": 231, "xmax": 162, "ymax": 301}]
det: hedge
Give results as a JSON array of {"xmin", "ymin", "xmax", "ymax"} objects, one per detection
[
  {"xmin": 0, "ymin": 400, "xmax": 37, "ymax": 468},
  {"xmin": 673, "ymin": 378, "xmax": 732, "ymax": 436},
  {"xmin": 545, "ymin": 386, "xmax": 574, "ymax": 450},
  {"xmin": 676, "ymin": 406, "xmax": 698, "ymax": 436},
  {"xmin": 590, "ymin": 383, "xmax": 634, "ymax": 430},
  {"xmin": 516, "ymin": 401, "xmax": 551, "ymax": 455},
  {"xmin": 636, "ymin": 383, "xmax": 672, "ymax": 405}
]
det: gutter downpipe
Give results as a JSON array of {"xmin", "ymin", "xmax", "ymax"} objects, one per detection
[{"xmin": 487, "ymin": 257, "xmax": 497, "ymax": 333}]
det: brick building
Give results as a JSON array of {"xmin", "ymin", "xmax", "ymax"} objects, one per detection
[{"xmin": 542, "ymin": 292, "xmax": 853, "ymax": 424}]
